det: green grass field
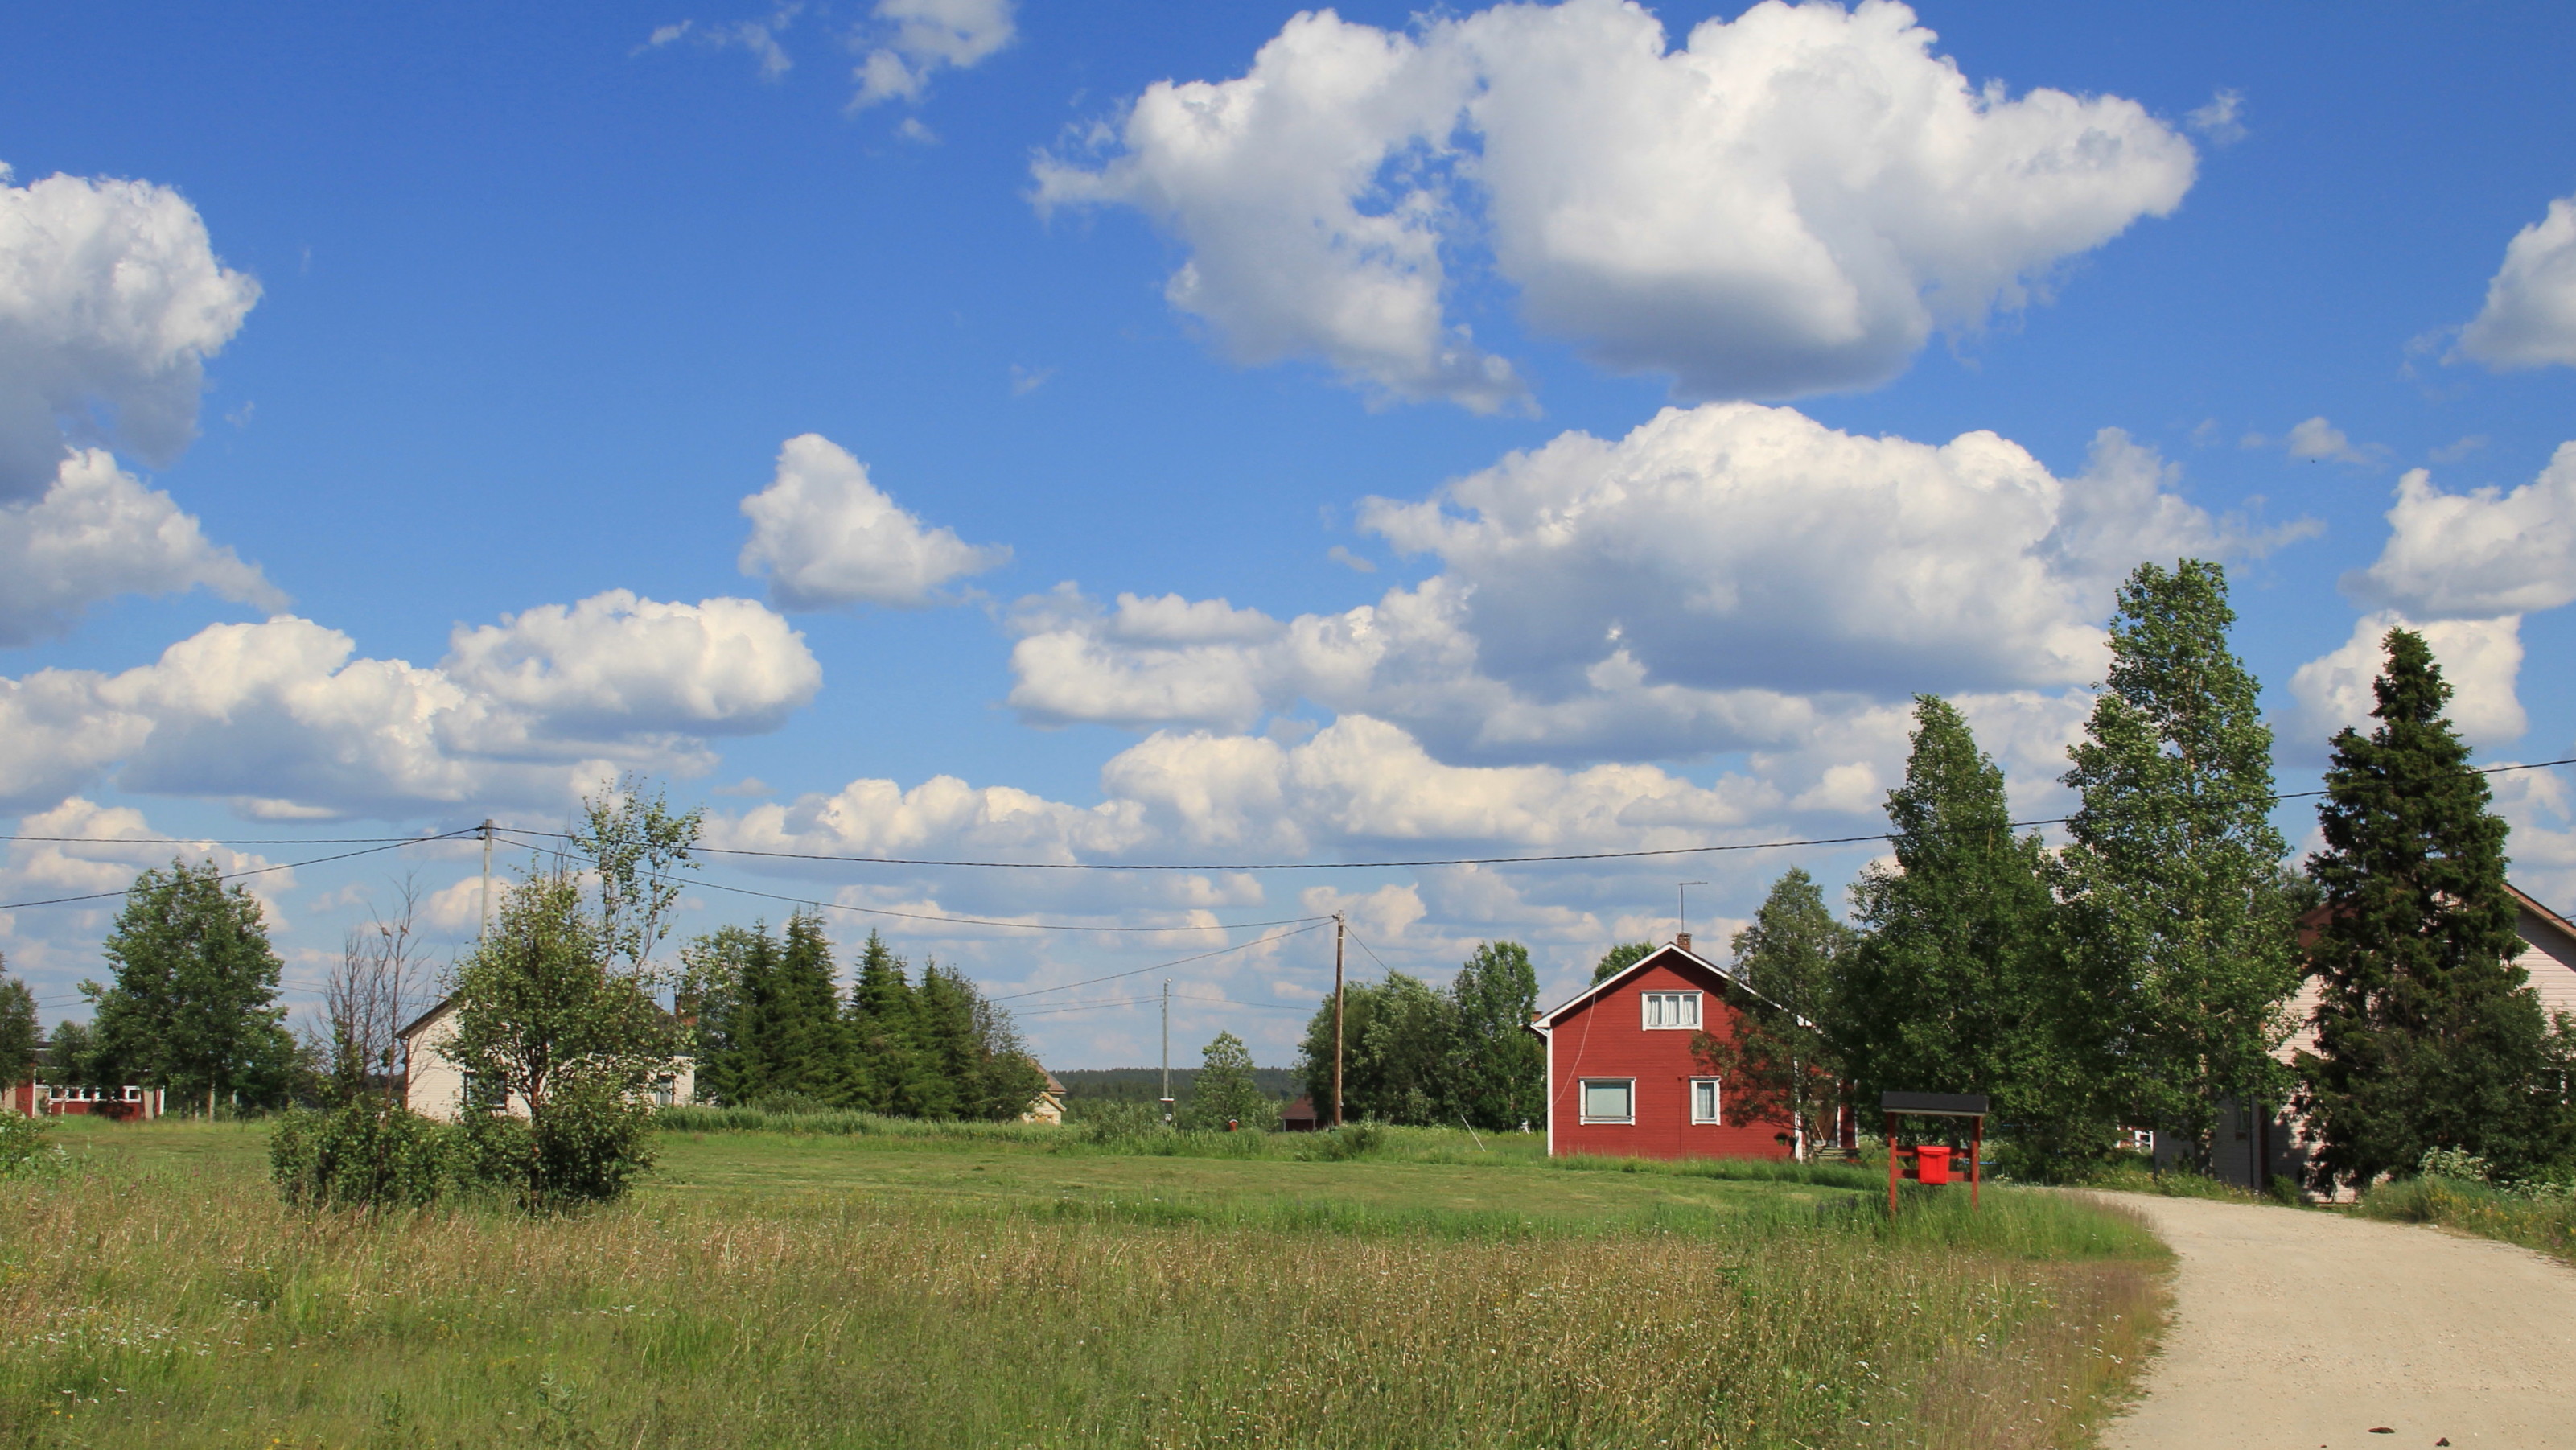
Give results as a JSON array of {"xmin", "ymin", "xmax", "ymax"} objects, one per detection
[{"xmin": 2, "ymin": 1116, "xmax": 2167, "ymax": 1449}]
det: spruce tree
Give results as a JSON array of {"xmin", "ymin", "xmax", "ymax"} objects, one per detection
[
  {"xmin": 2057, "ymin": 561, "xmax": 2299, "ymax": 1168},
  {"xmin": 763, "ymin": 912, "xmax": 854, "ymax": 1105},
  {"xmin": 1449, "ymin": 941, "xmax": 1544, "ymax": 1130},
  {"xmin": 1837, "ymin": 697, "xmax": 2083, "ymax": 1163},
  {"xmin": 845, "ymin": 932, "xmax": 923, "ymax": 1114},
  {"xmin": 909, "ymin": 960, "xmax": 979, "ymax": 1119},
  {"xmin": 2297, "ymin": 628, "xmax": 2574, "ymax": 1184}
]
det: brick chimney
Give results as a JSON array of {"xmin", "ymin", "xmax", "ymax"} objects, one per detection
[{"xmin": 1675, "ymin": 931, "xmax": 1692, "ymax": 952}]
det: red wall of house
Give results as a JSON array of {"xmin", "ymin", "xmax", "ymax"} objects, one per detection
[{"xmin": 1545, "ymin": 957, "xmax": 1794, "ymax": 1161}]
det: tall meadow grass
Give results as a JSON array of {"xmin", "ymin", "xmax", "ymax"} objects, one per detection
[{"xmin": 3, "ymin": 1135, "xmax": 2162, "ymax": 1449}]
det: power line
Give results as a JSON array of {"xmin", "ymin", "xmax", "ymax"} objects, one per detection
[
  {"xmin": 479, "ymin": 826, "xmax": 1334, "ymax": 937},
  {"xmin": 988, "ymin": 920, "xmax": 1332, "ymax": 1003},
  {"xmin": 9, "ymin": 757, "xmax": 2570, "ymax": 876},
  {"xmin": 0, "ymin": 832, "xmax": 476, "ymax": 912}
]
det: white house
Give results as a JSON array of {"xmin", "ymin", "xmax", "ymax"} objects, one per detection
[
  {"xmin": 397, "ymin": 998, "xmax": 694, "ymax": 1123},
  {"xmin": 2202, "ymin": 880, "xmax": 2576, "ymax": 1190}
]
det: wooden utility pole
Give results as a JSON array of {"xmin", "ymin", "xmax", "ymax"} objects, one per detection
[
  {"xmin": 1331, "ymin": 913, "xmax": 1345, "ymax": 1127},
  {"xmin": 1158, "ymin": 978, "xmax": 1174, "ymax": 1123}
]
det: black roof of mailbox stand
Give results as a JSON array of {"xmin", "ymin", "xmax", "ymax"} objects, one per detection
[{"xmin": 1880, "ymin": 1091, "xmax": 1989, "ymax": 1118}]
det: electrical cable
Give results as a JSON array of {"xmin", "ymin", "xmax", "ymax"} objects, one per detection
[
  {"xmin": 0, "ymin": 831, "xmax": 477, "ymax": 912},
  {"xmin": 987, "ymin": 920, "xmax": 1332, "ymax": 1003}
]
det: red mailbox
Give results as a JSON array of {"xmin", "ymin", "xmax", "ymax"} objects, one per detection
[{"xmin": 1915, "ymin": 1145, "xmax": 1953, "ymax": 1184}]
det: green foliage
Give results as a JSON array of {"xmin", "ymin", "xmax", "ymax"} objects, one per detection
[
  {"xmin": 0, "ymin": 1110, "xmax": 64, "ymax": 1179},
  {"xmin": 1449, "ymin": 941, "xmax": 1545, "ymax": 1130},
  {"xmin": 0, "ymin": 956, "xmax": 37, "ymax": 1087},
  {"xmin": 1297, "ymin": 942, "xmax": 1545, "ymax": 1128},
  {"xmin": 1697, "ymin": 868, "xmax": 1852, "ymax": 1151},
  {"xmin": 1183, "ymin": 1031, "xmax": 1274, "ymax": 1130},
  {"xmin": 2297, "ymin": 628, "xmax": 2576, "ymax": 1187},
  {"xmin": 269, "ymin": 1102, "xmax": 459, "ymax": 1209},
  {"xmin": 40, "ymin": 1018, "xmax": 101, "ymax": 1087},
  {"xmin": 1590, "ymin": 941, "xmax": 1653, "ymax": 984},
  {"xmin": 1836, "ymin": 697, "xmax": 2093, "ymax": 1168},
  {"xmin": 845, "ymin": 929, "xmax": 927, "ymax": 1113},
  {"xmin": 442, "ymin": 871, "xmax": 675, "ymax": 1211},
  {"xmin": 677, "ymin": 923, "xmax": 765, "ymax": 1106},
  {"xmin": 2058, "ymin": 561, "xmax": 2299, "ymax": 1168},
  {"xmin": 569, "ymin": 772, "xmax": 703, "ymax": 975},
  {"xmin": 85, "ymin": 857, "xmax": 301, "ymax": 1114}
]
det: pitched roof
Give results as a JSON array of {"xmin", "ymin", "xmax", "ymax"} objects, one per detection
[
  {"xmin": 2508, "ymin": 882, "xmax": 2576, "ymax": 951},
  {"xmin": 1529, "ymin": 941, "xmax": 1800, "ymax": 1031}
]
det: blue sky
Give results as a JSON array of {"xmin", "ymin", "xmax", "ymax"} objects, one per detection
[{"xmin": 5, "ymin": 0, "xmax": 2574, "ymax": 1069}]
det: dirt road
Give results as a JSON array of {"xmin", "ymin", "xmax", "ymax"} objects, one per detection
[{"xmin": 2097, "ymin": 1193, "xmax": 2576, "ymax": 1449}]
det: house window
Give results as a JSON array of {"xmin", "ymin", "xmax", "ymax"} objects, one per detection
[
  {"xmin": 1691, "ymin": 1078, "xmax": 1722, "ymax": 1124},
  {"xmin": 1579, "ymin": 1078, "xmax": 1635, "ymax": 1124},
  {"xmin": 1641, "ymin": 991, "xmax": 1701, "ymax": 1030}
]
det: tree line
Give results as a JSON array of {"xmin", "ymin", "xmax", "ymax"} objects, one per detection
[
  {"xmin": 1291, "ymin": 941, "xmax": 1546, "ymax": 1130},
  {"xmin": 1697, "ymin": 562, "xmax": 2574, "ymax": 1188},
  {"xmin": 683, "ymin": 916, "xmax": 1044, "ymax": 1121}
]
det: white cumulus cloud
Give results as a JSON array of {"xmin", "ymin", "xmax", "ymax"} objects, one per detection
[
  {"xmin": 1035, "ymin": 0, "xmax": 2195, "ymax": 408},
  {"xmin": 851, "ymin": 0, "xmax": 1015, "ymax": 107},
  {"xmin": 2286, "ymin": 612, "xmax": 2527, "ymax": 752},
  {"xmin": 2455, "ymin": 194, "xmax": 2576, "ymax": 371},
  {"xmin": 1006, "ymin": 404, "xmax": 2297, "ymax": 766},
  {"xmin": 2344, "ymin": 446, "xmax": 2576, "ymax": 620},
  {"xmin": 737, "ymin": 433, "xmax": 1010, "ymax": 610},
  {"xmin": 0, "ymin": 591, "xmax": 821, "ymax": 818},
  {"xmin": 0, "ymin": 448, "xmax": 282, "ymax": 645},
  {"xmin": 0, "ymin": 165, "xmax": 261, "ymax": 499}
]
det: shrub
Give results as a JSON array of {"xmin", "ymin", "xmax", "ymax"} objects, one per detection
[
  {"xmin": 1302, "ymin": 1122, "xmax": 1385, "ymax": 1161},
  {"xmin": 270, "ymin": 1102, "xmax": 458, "ymax": 1209},
  {"xmin": 0, "ymin": 1110, "xmax": 67, "ymax": 1180}
]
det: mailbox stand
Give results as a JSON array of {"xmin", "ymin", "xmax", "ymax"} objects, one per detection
[{"xmin": 1880, "ymin": 1091, "xmax": 1990, "ymax": 1215}]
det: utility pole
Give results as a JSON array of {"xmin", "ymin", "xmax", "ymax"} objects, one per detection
[
  {"xmin": 1159, "ymin": 978, "xmax": 1174, "ymax": 1124},
  {"xmin": 478, "ymin": 818, "xmax": 496, "ymax": 944},
  {"xmin": 1332, "ymin": 913, "xmax": 1346, "ymax": 1128}
]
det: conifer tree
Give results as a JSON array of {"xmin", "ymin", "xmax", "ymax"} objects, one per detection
[
  {"xmin": 2057, "ymin": 561, "xmax": 2298, "ymax": 1168},
  {"xmin": 2297, "ymin": 629, "xmax": 2575, "ymax": 1183},
  {"xmin": 761, "ymin": 912, "xmax": 854, "ymax": 1104},
  {"xmin": 909, "ymin": 959, "xmax": 979, "ymax": 1119},
  {"xmin": 1836, "ymin": 697, "xmax": 2082, "ymax": 1161},
  {"xmin": 844, "ymin": 931, "xmax": 923, "ymax": 1114}
]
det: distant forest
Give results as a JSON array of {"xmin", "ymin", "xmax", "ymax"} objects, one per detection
[{"xmin": 1056, "ymin": 1066, "xmax": 1302, "ymax": 1106}]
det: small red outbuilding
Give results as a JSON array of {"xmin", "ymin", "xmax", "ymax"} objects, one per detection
[{"xmin": 1529, "ymin": 937, "xmax": 1821, "ymax": 1162}]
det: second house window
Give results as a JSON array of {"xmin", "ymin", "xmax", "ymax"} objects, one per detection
[{"xmin": 1642, "ymin": 991, "xmax": 1701, "ymax": 1029}]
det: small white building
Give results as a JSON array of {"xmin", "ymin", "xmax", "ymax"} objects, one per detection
[
  {"xmin": 1020, "ymin": 1071, "xmax": 1068, "ymax": 1125},
  {"xmin": 397, "ymin": 998, "xmax": 693, "ymax": 1123}
]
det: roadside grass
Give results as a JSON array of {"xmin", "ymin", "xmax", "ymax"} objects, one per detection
[
  {"xmin": 6, "ymin": 1118, "xmax": 2167, "ymax": 1449},
  {"xmin": 2357, "ymin": 1175, "xmax": 2576, "ymax": 1263}
]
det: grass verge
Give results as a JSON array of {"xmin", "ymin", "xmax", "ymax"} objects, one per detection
[
  {"xmin": 5, "ymin": 1120, "xmax": 2166, "ymax": 1449},
  {"xmin": 2356, "ymin": 1176, "xmax": 2576, "ymax": 1262}
]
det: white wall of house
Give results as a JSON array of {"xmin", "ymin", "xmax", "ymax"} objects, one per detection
[{"xmin": 399, "ymin": 1000, "xmax": 695, "ymax": 1123}]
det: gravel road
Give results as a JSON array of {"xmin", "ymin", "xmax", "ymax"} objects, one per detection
[{"xmin": 2097, "ymin": 1193, "xmax": 2576, "ymax": 1450}]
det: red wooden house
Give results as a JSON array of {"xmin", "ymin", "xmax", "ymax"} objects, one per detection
[{"xmin": 1529, "ymin": 937, "xmax": 1821, "ymax": 1161}]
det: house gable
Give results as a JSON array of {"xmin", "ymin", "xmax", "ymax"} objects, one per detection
[{"xmin": 1531, "ymin": 942, "xmax": 1796, "ymax": 1162}]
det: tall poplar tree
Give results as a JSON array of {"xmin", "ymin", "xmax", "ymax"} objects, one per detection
[
  {"xmin": 1835, "ymin": 697, "xmax": 2082, "ymax": 1160},
  {"xmin": 2296, "ymin": 629, "xmax": 2574, "ymax": 1184},
  {"xmin": 85, "ymin": 859, "xmax": 299, "ymax": 1114},
  {"xmin": 2056, "ymin": 561, "xmax": 2299, "ymax": 1167},
  {"xmin": 1449, "ymin": 941, "xmax": 1545, "ymax": 1130}
]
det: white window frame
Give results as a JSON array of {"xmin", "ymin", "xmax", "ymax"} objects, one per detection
[
  {"xmin": 1641, "ymin": 991, "xmax": 1702, "ymax": 1030},
  {"xmin": 1578, "ymin": 1077, "xmax": 1636, "ymax": 1124},
  {"xmin": 1690, "ymin": 1077, "xmax": 1722, "ymax": 1125}
]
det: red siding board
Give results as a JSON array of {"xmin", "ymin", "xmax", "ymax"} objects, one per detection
[{"xmin": 1540, "ymin": 952, "xmax": 1793, "ymax": 1162}]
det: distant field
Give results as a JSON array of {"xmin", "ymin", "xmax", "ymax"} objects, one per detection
[{"xmin": 3, "ymin": 1116, "xmax": 2167, "ymax": 1448}]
